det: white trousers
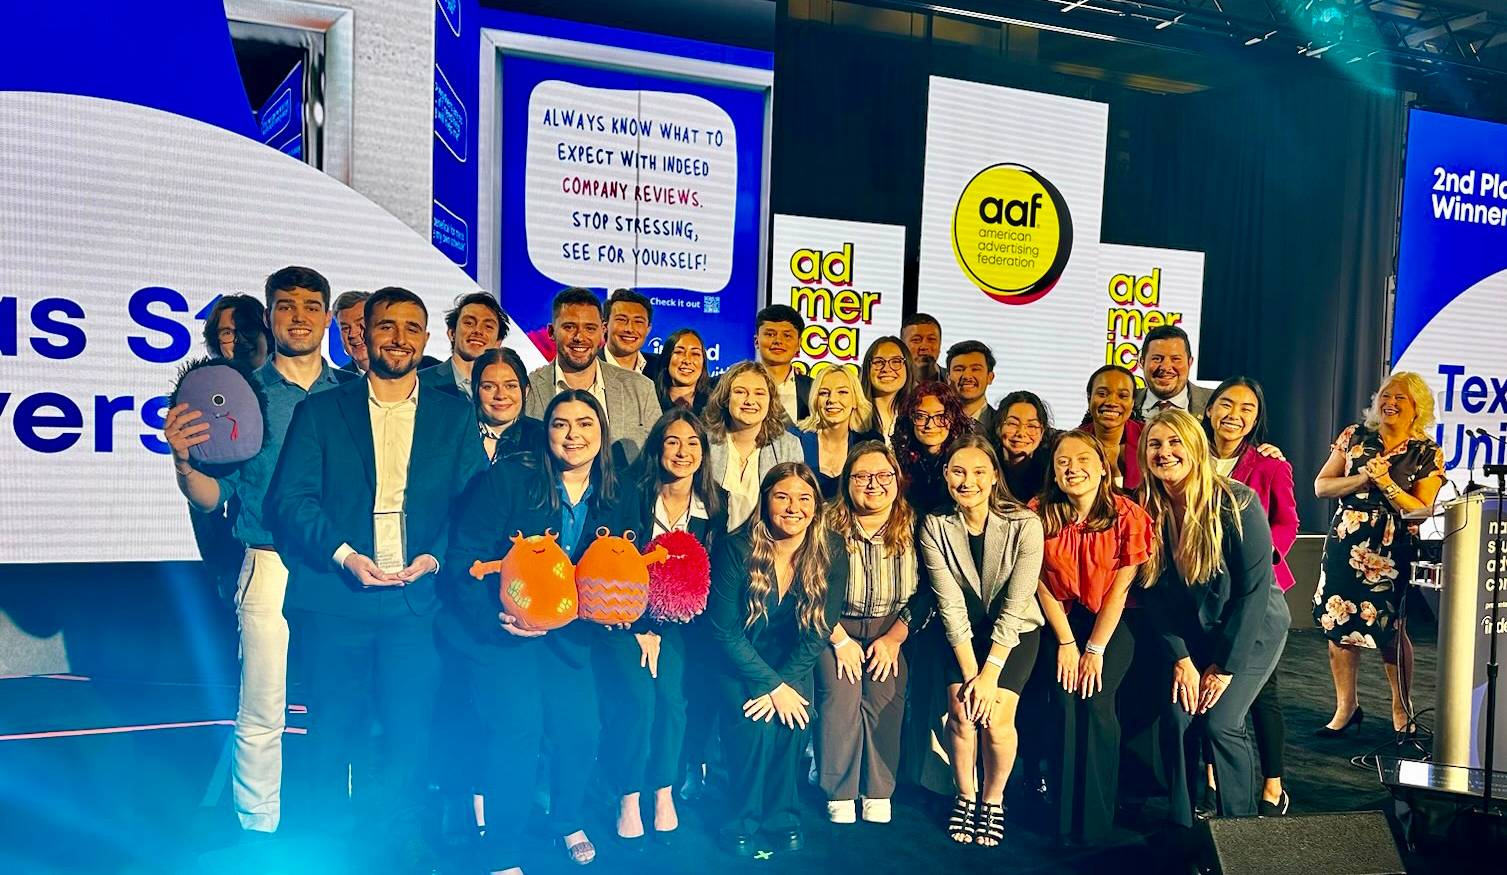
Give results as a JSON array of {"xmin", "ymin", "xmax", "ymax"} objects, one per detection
[{"xmin": 232, "ymin": 548, "xmax": 289, "ymax": 832}]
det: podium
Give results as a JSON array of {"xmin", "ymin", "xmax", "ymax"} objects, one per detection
[{"xmin": 1433, "ymin": 494, "xmax": 1507, "ymax": 772}]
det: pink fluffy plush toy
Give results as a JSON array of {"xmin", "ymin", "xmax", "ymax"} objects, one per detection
[{"xmin": 644, "ymin": 529, "xmax": 711, "ymax": 624}]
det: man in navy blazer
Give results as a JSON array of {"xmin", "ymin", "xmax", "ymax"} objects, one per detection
[{"xmin": 269, "ymin": 286, "xmax": 486, "ymax": 855}]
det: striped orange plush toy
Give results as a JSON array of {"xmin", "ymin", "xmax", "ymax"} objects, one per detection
[{"xmin": 574, "ymin": 527, "xmax": 669, "ymax": 625}]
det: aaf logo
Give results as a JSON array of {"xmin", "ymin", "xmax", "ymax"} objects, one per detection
[{"xmin": 951, "ymin": 163, "xmax": 1073, "ymax": 305}]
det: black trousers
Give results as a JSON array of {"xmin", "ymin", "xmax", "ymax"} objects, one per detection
[
  {"xmin": 595, "ymin": 625, "xmax": 688, "ymax": 794},
  {"xmin": 720, "ymin": 686, "xmax": 809, "ymax": 834},
  {"xmin": 1160, "ymin": 647, "xmax": 1282, "ymax": 826},
  {"xmin": 1045, "ymin": 605, "xmax": 1134, "ymax": 844},
  {"xmin": 293, "ymin": 604, "xmax": 441, "ymax": 841},
  {"xmin": 680, "ymin": 620, "xmax": 719, "ymax": 774},
  {"xmin": 467, "ymin": 639, "xmax": 599, "ymax": 871},
  {"xmin": 1249, "ymin": 668, "xmax": 1285, "ymax": 780}
]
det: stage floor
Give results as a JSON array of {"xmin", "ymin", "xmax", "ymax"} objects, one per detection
[{"xmin": 0, "ymin": 625, "xmax": 1448, "ymax": 874}]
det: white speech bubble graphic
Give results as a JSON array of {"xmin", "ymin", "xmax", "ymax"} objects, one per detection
[{"xmin": 524, "ymin": 80, "xmax": 736, "ymax": 293}]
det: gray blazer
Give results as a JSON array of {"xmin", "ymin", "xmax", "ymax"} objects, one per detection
[
  {"xmin": 919, "ymin": 507, "xmax": 1045, "ymax": 650},
  {"xmin": 523, "ymin": 362, "xmax": 663, "ymax": 464},
  {"xmin": 706, "ymin": 430, "xmax": 804, "ymax": 498},
  {"xmin": 1134, "ymin": 382, "xmax": 1212, "ymax": 418}
]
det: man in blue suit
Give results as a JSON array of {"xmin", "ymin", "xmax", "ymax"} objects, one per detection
[{"xmin": 269, "ymin": 286, "xmax": 486, "ymax": 859}]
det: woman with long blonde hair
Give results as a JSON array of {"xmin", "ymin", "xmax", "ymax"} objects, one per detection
[
  {"xmin": 796, "ymin": 366, "xmax": 881, "ymax": 498},
  {"xmin": 708, "ymin": 462, "xmax": 846, "ymax": 855},
  {"xmin": 1137, "ymin": 409, "xmax": 1290, "ymax": 826},
  {"xmin": 1312, "ymin": 371, "xmax": 1444, "ymax": 737}
]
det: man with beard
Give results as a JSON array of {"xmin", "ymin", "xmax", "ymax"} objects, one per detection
[
  {"xmin": 901, "ymin": 313, "xmax": 943, "ymax": 384},
  {"xmin": 164, "ymin": 266, "xmax": 355, "ymax": 836},
  {"xmin": 524, "ymin": 287, "xmax": 661, "ymax": 464},
  {"xmin": 945, "ymin": 339, "xmax": 997, "ymax": 435},
  {"xmin": 601, "ymin": 287, "xmax": 662, "ymax": 379},
  {"xmin": 420, "ymin": 291, "xmax": 505, "ymax": 398},
  {"xmin": 268, "ymin": 286, "xmax": 485, "ymax": 864},
  {"xmin": 1134, "ymin": 325, "xmax": 1211, "ymax": 417},
  {"xmin": 333, "ymin": 290, "xmax": 370, "ymax": 374}
]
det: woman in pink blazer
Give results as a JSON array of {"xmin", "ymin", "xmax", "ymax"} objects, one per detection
[{"xmin": 1203, "ymin": 376, "xmax": 1299, "ymax": 816}]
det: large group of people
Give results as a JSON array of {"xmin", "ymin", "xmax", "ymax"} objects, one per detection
[{"xmin": 169, "ymin": 268, "xmax": 1446, "ymax": 874}]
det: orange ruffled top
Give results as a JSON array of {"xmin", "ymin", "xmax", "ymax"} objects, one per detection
[{"xmin": 1031, "ymin": 493, "xmax": 1154, "ymax": 614}]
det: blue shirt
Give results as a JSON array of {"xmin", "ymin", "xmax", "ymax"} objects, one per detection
[
  {"xmin": 215, "ymin": 359, "xmax": 348, "ymax": 546},
  {"xmin": 556, "ymin": 480, "xmax": 595, "ymax": 557}
]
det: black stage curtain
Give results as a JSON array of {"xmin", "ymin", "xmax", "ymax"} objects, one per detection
[
  {"xmin": 1103, "ymin": 76, "xmax": 1404, "ymax": 531},
  {"xmin": 775, "ymin": 14, "xmax": 1404, "ymax": 532}
]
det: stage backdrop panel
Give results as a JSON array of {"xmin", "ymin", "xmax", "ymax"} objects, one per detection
[
  {"xmin": 0, "ymin": 91, "xmax": 540, "ymax": 564},
  {"xmin": 916, "ymin": 77, "xmax": 1108, "ymax": 418},
  {"xmin": 472, "ymin": 13, "xmax": 772, "ymax": 375},
  {"xmin": 769, "ymin": 215, "xmax": 904, "ymax": 379},
  {"xmin": 1392, "ymin": 108, "xmax": 1507, "ymax": 492},
  {"xmin": 1098, "ymin": 242, "xmax": 1206, "ymax": 389}
]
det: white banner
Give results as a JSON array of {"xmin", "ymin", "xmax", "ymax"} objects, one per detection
[
  {"xmin": 917, "ymin": 77, "xmax": 1109, "ymax": 416},
  {"xmin": 0, "ymin": 92, "xmax": 543, "ymax": 564},
  {"xmin": 1098, "ymin": 243, "xmax": 1206, "ymax": 388},
  {"xmin": 769, "ymin": 215, "xmax": 905, "ymax": 377}
]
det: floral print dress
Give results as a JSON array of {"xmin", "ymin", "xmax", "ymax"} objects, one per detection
[{"xmin": 1313, "ymin": 424, "xmax": 1444, "ymax": 649}]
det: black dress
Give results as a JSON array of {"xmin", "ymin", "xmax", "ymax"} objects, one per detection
[
  {"xmin": 1312, "ymin": 424, "xmax": 1443, "ymax": 651},
  {"xmin": 709, "ymin": 529, "xmax": 847, "ymax": 834}
]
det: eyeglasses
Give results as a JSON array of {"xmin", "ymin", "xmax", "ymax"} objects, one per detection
[
  {"xmin": 871, "ymin": 357, "xmax": 907, "ymax": 373},
  {"xmin": 910, "ymin": 411, "xmax": 950, "ymax": 428},
  {"xmin": 1001, "ymin": 419, "xmax": 1044, "ymax": 435},
  {"xmin": 850, "ymin": 471, "xmax": 896, "ymax": 487}
]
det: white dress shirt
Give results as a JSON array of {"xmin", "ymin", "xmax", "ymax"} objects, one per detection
[
  {"xmin": 1140, "ymin": 383, "xmax": 1190, "ymax": 417},
  {"xmin": 651, "ymin": 493, "xmax": 708, "ymax": 538},
  {"xmin": 552, "ymin": 360, "xmax": 610, "ymax": 422},
  {"xmin": 333, "ymin": 379, "xmax": 418, "ymax": 572},
  {"xmin": 772, "ymin": 368, "xmax": 799, "ymax": 419},
  {"xmin": 723, "ymin": 442, "xmax": 761, "ymax": 531},
  {"xmin": 605, "ymin": 351, "xmax": 648, "ymax": 374}
]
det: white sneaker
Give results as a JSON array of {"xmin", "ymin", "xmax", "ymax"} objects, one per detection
[
  {"xmin": 861, "ymin": 798, "xmax": 892, "ymax": 823},
  {"xmin": 827, "ymin": 800, "xmax": 857, "ymax": 823}
]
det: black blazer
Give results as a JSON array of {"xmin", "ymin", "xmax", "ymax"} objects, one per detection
[
  {"xmin": 599, "ymin": 348, "xmax": 663, "ymax": 383},
  {"xmin": 628, "ymin": 478, "xmax": 730, "ymax": 633},
  {"xmin": 707, "ymin": 528, "xmax": 847, "ymax": 700},
  {"xmin": 489, "ymin": 415, "xmax": 546, "ymax": 464},
  {"xmin": 437, "ymin": 459, "xmax": 645, "ymax": 663},
  {"xmin": 268, "ymin": 378, "xmax": 487, "ymax": 617},
  {"xmin": 1140, "ymin": 482, "xmax": 1290, "ymax": 675}
]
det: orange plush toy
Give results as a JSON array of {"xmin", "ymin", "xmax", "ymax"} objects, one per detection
[
  {"xmin": 574, "ymin": 527, "xmax": 669, "ymax": 625},
  {"xmin": 469, "ymin": 531, "xmax": 578, "ymax": 631}
]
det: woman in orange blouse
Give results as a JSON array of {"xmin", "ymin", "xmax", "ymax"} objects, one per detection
[{"xmin": 1030, "ymin": 431, "xmax": 1153, "ymax": 846}]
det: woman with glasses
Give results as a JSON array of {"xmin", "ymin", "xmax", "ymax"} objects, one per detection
[
  {"xmin": 797, "ymin": 367, "xmax": 881, "ymax": 499},
  {"xmin": 994, "ymin": 390, "xmax": 1056, "ymax": 502},
  {"xmin": 858, "ymin": 337, "xmax": 915, "ymax": 447},
  {"xmin": 894, "ymin": 381, "xmax": 977, "ymax": 515},
  {"xmin": 817, "ymin": 442, "xmax": 930, "ymax": 826}
]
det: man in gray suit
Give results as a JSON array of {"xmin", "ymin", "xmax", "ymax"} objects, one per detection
[
  {"xmin": 1134, "ymin": 324, "xmax": 1211, "ymax": 417},
  {"xmin": 524, "ymin": 287, "xmax": 662, "ymax": 465}
]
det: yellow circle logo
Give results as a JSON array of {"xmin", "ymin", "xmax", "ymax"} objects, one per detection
[{"xmin": 951, "ymin": 163, "xmax": 1073, "ymax": 305}]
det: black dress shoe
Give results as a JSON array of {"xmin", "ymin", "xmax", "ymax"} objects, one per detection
[
  {"xmin": 1258, "ymin": 789, "xmax": 1291, "ymax": 817},
  {"xmin": 1195, "ymin": 784, "xmax": 1217, "ymax": 820},
  {"xmin": 771, "ymin": 827, "xmax": 804, "ymax": 852},
  {"xmin": 1314, "ymin": 707, "xmax": 1364, "ymax": 737},
  {"xmin": 722, "ymin": 830, "xmax": 755, "ymax": 857}
]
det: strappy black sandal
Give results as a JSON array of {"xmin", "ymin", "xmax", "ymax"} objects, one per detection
[
  {"xmin": 948, "ymin": 796, "xmax": 977, "ymax": 844},
  {"xmin": 975, "ymin": 801, "xmax": 1006, "ymax": 847}
]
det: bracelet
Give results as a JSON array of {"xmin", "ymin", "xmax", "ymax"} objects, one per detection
[
  {"xmin": 1058, "ymin": 640, "xmax": 1077, "ymax": 647},
  {"xmin": 174, "ymin": 463, "xmax": 195, "ymax": 476},
  {"xmin": 1085, "ymin": 641, "xmax": 1106, "ymax": 656},
  {"xmin": 1383, "ymin": 484, "xmax": 1401, "ymax": 498},
  {"xmin": 985, "ymin": 654, "xmax": 1007, "ymax": 669},
  {"xmin": 834, "ymin": 638, "xmax": 856, "ymax": 650}
]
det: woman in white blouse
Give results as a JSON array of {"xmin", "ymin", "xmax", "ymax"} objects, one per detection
[{"xmin": 702, "ymin": 361, "xmax": 804, "ymax": 531}]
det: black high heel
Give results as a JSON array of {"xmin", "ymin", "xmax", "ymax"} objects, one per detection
[
  {"xmin": 1314, "ymin": 707, "xmax": 1364, "ymax": 737},
  {"xmin": 947, "ymin": 796, "xmax": 977, "ymax": 844}
]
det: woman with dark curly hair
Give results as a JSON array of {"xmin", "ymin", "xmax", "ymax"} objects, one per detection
[
  {"xmin": 894, "ymin": 381, "xmax": 976, "ymax": 515},
  {"xmin": 994, "ymin": 390, "xmax": 1056, "ymax": 502}
]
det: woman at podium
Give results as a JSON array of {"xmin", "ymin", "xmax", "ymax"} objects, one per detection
[{"xmin": 1312, "ymin": 371, "xmax": 1445, "ymax": 737}]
